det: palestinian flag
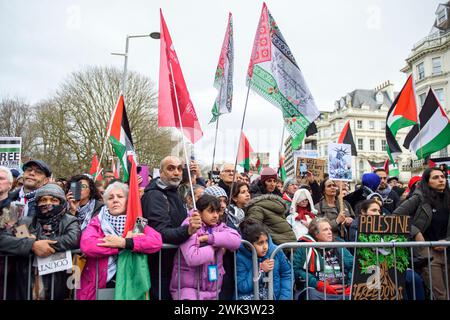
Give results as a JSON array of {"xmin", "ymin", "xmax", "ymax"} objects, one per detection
[
  {"xmin": 403, "ymin": 89, "xmax": 450, "ymax": 160},
  {"xmin": 386, "ymin": 75, "xmax": 418, "ymax": 163},
  {"xmin": 278, "ymin": 154, "xmax": 287, "ymax": 182},
  {"xmin": 237, "ymin": 131, "xmax": 254, "ymax": 173},
  {"xmin": 247, "ymin": 3, "xmax": 320, "ymax": 150},
  {"xmin": 255, "ymin": 155, "xmax": 262, "ymax": 173},
  {"xmin": 115, "ymin": 156, "xmax": 151, "ymax": 300},
  {"xmin": 210, "ymin": 13, "xmax": 234, "ymax": 123},
  {"xmin": 338, "ymin": 120, "xmax": 357, "ymax": 156},
  {"xmin": 368, "ymin": 159, "xmax": 389, "ymax": 172},
  {"xmin": 89, "ymin": 153, "xmax": 102, "ymax": 181},
  {"xmin": 107, "ymin": 94, "xmax": 136, "ymax": 182}
]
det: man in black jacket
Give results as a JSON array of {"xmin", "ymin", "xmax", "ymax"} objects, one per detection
[
  {"xmin": 218, "ymin": 163, "xmax": 235, "ymax": 197},
  {"xmin": 141, "ymin": 156, "xmax": 201, "ymax": 300},
  {"xmin": 374, "ymin": 169, "xmax": 400, "ymax": 214}
]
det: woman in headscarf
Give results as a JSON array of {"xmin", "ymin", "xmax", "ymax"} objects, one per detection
[{"xmin": 77, "ymin": 182, "xmax": 162, "ymax": 300}]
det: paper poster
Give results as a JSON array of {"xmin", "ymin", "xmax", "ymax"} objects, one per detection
[
  {"xmin": 328, "ymin": 143, "xmax": 352, "ymax": 181},
  {"xmin": 37, "ymin": 250, "xmax": 73, "ymax": 276},
  {"xmin": 0, "ymin": 137, "xmax": 21, "ymax": 169},
  {"xmin": 295, "ymin": 157, "xmax": 325, "ymax": 182}
]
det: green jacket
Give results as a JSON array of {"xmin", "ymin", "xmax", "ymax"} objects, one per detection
[
  {"xmin": 393, "ymin": 188, "xmax": 450, "ymax": 241},
  {"xmin": 245, "ymin": 194, "xmax": 296, "ymax": 245}
]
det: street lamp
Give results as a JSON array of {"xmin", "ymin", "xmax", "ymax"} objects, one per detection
[{"xmin": 111, "ymin": 32, "xmax": 160, "ymax": 94}]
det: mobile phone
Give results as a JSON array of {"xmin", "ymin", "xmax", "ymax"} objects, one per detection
[{"xmin": 70, "ymin": 181, "xmax": 82, "ymax": 201}]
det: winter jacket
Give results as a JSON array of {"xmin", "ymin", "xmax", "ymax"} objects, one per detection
[
  {"xmin": 141, "ymin": 178, "xmax": 190, "ymax": 299},
  {"xmin": 393, "ymin": 188, "xmax": 450, "ymax": 240},
  {"xmin": 236, "ymin": 237, "xmax": 292, "ymax": 300},
  {"xmin": 8, "ymin": 211, "xmax": 80, "ymax": 300},
  {"xmin": 245, "ymin": 194, "xmax": 296, "ymax": 245},
  {"xmin": 170, "ymin": 215, "xmax": 241, "ymax": 300},
  {"xmin": 77, "ymin": 215, "xmax": 162, "ymax": 300},
  {"xmin": 293, "ymin": 236, "xmax": 354, "ymax": 289},
  {"xmin": 315, "ymin": 199, "xmax": 354, "ymax": 239},
  {"xmin": 379, "ymin": 189, "xmax": 400, "ymax": 214}
]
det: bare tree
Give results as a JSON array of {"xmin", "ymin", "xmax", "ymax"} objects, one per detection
[
  {"xmin": 0, "ymin": 96, "xmax": 37, "ymax": 156},
  {"xmin": 31, "ymin": 66, "xmax": 175, "ymax": 177}
]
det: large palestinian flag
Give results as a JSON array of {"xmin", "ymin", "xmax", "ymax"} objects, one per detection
[
  {"xmin": 404, "ymin": 89, "xmax": 450, "ymax": 160},
  {"xmin": 338, "ymin": 120, "xmax": 357, "ymax": 156},
  {"xmin": 107, "ymin": 94, "xmax": 135, "ymax": 182},
  {"xmin": 247, "ymin": 2, "xmax": 320, "ymax": 150}
]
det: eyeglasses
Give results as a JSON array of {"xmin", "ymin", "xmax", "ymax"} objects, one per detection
[
  {"xmin": 222, "ymin": 170, "xmax": 235, "ymax": 174},
  {"xmin": 81, "ymin": 184, "xmax": 89, "ymax": 189}
]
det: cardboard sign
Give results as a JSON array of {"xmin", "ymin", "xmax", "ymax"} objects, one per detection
[
  {"xmin": 328, "ymin": 143, "xmax": 352, "ymax": 181},
  {"xmin": 295, "ymin": 157, "xmax": 325, "ymax": 181},
  {"xmin": 0, "ymin": 137, "xmax": 21, "ymax": 169},
  {"xmin": 352, "ymin": 215, "xmax": 410, "ymax": 300},
  {"xmin": 37, "ymin": 250, "xmax": 73, "ymax": 276}
]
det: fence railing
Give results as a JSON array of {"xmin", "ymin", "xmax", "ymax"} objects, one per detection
[{"xmin": 267, "ymin": 241, "xmax": 450, "ymax": 301}]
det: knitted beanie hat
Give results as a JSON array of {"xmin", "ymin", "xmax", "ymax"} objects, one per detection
[
  {"xmin": 362, "ymin": 173, "xmax": 381, "ymax": 192},
  {"xmin": 260, "ymin": 167, "xmax": 278, "ymax": 184},
  {"xmin": 35, "ymin": 183, "xmax": 67, "ymax": 205}
]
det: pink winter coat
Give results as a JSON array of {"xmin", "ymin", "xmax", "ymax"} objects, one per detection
[
  {"xmin": 76, "ymin": 215, "xmax": 162, "ymax": 300},
  {"xmin": 169, "ymin": 217, "xmax": 241, "ymax": 300}
]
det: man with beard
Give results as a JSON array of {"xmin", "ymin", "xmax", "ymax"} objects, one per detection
[
  {"xmin": 9, "ymin": 160, "xmax": 51, "ymax": 218},
  {"xmin": 141, "ymin": 156, "xmax": 202, "ymax": 300},
  {"xmin": 374, "ymin": 169, "xmax": 400, "ymax": 214}
]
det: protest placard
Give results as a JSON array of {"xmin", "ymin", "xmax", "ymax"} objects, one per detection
[
  {"xmin": 0, "ymin": 137, "xmax": 21, "ymax": 169},
  {"xmin": 37, "ymin": 250, "xmax": 73, "ymax": 276},
  {"xmin": 352, "ymin": 215, "xmax": 410, "ymax": 300},
  {"xmin": 295, "ymin": 157, "xmax": 325, "ymax": 181},
  {"xmin": 328, "ymin": 143, "xmax": 352, "ymax": 181}
]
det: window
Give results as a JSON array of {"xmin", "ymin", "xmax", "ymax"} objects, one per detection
[
  {"xmin": 417, "ymin": 62, "xmax": 425, "ymax": 80},
  {"xmin": 369, "ymin": 121, "xmax": 375, "ymax": 130},
  {"xmin": 370, "ymin": 139, "xmax": 375, "ymax": 151},
  {"xmin": 432, "ymin": 57, "xmax": 442, "ymax": 75},
  {"xmin": 324, "ymin": 146, "xmax": 328, "ymax": 156},
  {"xmin": 333, "ymin": 123, "xmax": 336, "ymax": 133},
  {"xmin": 434, "ymin": 88, "xmax": 445, "ymax": 105},
  {"xmin": 438, "ymin": 9, "xmax": 447, "ymax": 24},
  {"xmin": 358, "ymin": 139, "xmax": 364, "ymax": 151},
  {"xmin": 380, "ymin": 121, "xmax": 386, "ymax": 130},
  {"xmin": 357, "ymin": 120, "xmax": 363, "ymax": 129},
  {"xmin": 359, "ymin": 160, "xmax": 365, "ymax": 179},
  {"xmin": 419, "ymin": 93, "xmax": 427, "ymax": 106},
  {"xmin": 382, "ymin": 139, "xmax": 387, "ymax": 151},
  {"xmin": 440, "ymin": 148, "xmax": 448, "ymax": 157}
]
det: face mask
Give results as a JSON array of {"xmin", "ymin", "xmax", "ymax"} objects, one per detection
[{"xmin": 36, "ymin": 203, "xmax": 64, "ymax": 216}]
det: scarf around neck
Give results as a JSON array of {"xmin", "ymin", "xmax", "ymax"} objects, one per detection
[{"xmin": 77, "ymin": 199, "xmax": 96, "ymax": 231}]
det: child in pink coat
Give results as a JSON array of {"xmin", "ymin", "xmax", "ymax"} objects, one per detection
[{"xmin": 170, "ymin": 194, "xmax": 241, "ymax": 300}]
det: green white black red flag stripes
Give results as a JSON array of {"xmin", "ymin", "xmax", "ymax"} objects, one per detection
[
  {"xmin": 385, "ymin": 75, "xmax": 418, "ymax": 163},
  {"xmin": 403, "ymin": 89, "xmax": 450, "ymax": 160},
  {"xmin": 210, "ymin": 13, "xmax": 234, "ymax": 123},
  {"xmin": 247, "ymin": 3, "xmax": 320, "ymax": 150},
  {"xmin": 107, "ymin": 94, "xmax": 136, "ymax": 182}
]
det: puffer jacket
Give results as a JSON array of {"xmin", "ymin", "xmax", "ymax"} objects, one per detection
[
  {"xmin": 393, "ymin": 188, "xmax": 450, "ymax": 240},
  {"xmin": 245, "ymin": 194, "xmax": 296, "ymax": 245},
  {"xmin": 169, "ymin": 215, "xmax": 241, "ymax": 300},
  {"xmin": 77, "ymin": 215, "xmax": 162, "ymax": 300},
  {"xmin": 236, "ymin": 236, "xmax": 292, "ymax": 300}
]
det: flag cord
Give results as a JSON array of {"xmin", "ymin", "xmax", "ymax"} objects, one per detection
[
  {"xmin": 229, "ymin": 84, "xmax": 252, "ymax": 204},
  {"xmin": 211, "ymin": 116, "xmax": 220, "ymax": 172},
  {"xmin": 169, "ymin": 62, "xmax": 197, "ymax": 211}
]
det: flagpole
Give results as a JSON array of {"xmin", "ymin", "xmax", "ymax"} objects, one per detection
[
  {"xmin": 229, "ymin": 84, "xmax": 252, "ymax": 202},
  {"xmin": 169, "ymin": 62, "xmax": 197, "ymax": 210},
  {"xmin": 278, "ymin": 123, "xmax": 285, "ymax": 177},
  {"xmin": 211, "ymin": 116, "xmax": 220, "ymax": 172}
]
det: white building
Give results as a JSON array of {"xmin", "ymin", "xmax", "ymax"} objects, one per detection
[{"xmin": 401, "ymin": 1, "xmax": 450, "ymax": 159}]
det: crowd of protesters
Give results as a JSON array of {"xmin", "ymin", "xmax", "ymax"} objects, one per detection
[{"xmin": 0, "ymin": 157, "xmax": 449, "ymax": 300}]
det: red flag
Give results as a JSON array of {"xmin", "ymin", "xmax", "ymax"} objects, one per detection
[
  {"xmin": 338, "ymin": 120, "xmax": 357, "ymax": 156},
  {"xmin": 89, "ymin": 154, "xmax": 102, "ymax": 181},
  {"xmin": 158, "ymin": 10, "xmax": 203, "ymax": 144},
  {"xmin": 123, "ymin": 156, "xmax": 143, "ymax": 237},
  {"xmin": 237, "ymin": 131, "xmax": 254, "ymax": 172},
  {"xmin": 111, "ymin": 159, "xmax": 119, "ymax": 179},
  {"xmin": 383, "ymin": 159, "xmax": 390, "ymax": 175}
]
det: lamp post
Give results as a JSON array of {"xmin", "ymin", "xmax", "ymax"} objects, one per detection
[{"xmin": 111, "ymin": 32, "xmax": 160, "ymax": 95}]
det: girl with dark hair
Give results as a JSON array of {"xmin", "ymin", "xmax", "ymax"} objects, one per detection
[
  {"xmin": 236, "ymin": 219, "xmax": 292, "ymax": 300},
  {"xmin": 170, "ymin": 194, "xmax": 241, "ymax": 300},
  {"xmin": 225, "ymin": 181, "xmax": 250, "ymax": 229},
  {"xmin": 348, "ymin": 199, "xmax": 381, "ymax": 242},
  {"xmin": 67, "ymin": 174, "xmax": 103, "ymax": 231},
  {"xmin": 394, "ymin": 167, "xmax": 450, "ymax": 300},
  {"xmin": 315, "ymin": 178, "xmax": 354, "ymax": 240}
]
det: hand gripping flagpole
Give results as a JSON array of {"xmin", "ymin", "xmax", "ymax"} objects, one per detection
[{"xmin": 168, "ymin": 62, "xmax": 197, "ymax": 211}]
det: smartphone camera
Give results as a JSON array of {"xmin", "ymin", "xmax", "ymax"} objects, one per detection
[{"xmin": 70, "ymin": 181, "xmax": 82, "ymax": 201}]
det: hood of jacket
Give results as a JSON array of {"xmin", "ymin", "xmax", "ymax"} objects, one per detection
[{"xmin": 245, "ymin": 194, "xmax": 287, "ymax": 214}]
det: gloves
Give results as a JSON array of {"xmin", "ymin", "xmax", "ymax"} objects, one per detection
[
  {"xmin": 316, "ymin": 281, "xmax": 338, "ymax": 295},
  {"xmin": 344, "ymin": 286, "xmax": 352, "ymax": 296}
]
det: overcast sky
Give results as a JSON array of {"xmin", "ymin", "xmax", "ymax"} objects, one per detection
[{"xmin": 0, "ymin": 0, "xmax": 442, "ymax": 169}]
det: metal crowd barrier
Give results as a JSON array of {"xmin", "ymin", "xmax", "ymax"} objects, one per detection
[
  {"xmin": 0, "ymin": 240, "xmax": 260, "ymax": 301},
  {"xmin": 267, "ymin": 241, "xmax": 450, "ymax": 301}
]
